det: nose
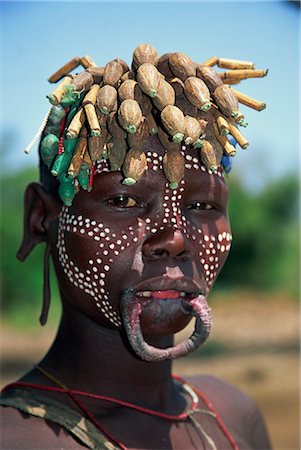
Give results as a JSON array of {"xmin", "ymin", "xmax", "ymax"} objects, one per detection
[{"xmin": 142, "ymin": 228, "xmax": 192, "ymax": 260}]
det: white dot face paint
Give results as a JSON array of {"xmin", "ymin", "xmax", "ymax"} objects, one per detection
[{"xmin": 57, "ymin": 147, "xmax": 231, "ymax": 328}]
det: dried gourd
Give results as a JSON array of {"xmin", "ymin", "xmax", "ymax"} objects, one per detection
[
  {"xmin": 161, "ymin": 105, "xmax": 185, "ymax": 143},
  {"xmin": 118, "ymin": 99, "xmax": 143, "ymax": 134},
  {"xmin": 86, "ymin": 66, "xmax": 104, "ymax": 84},
  {"xmin": 96, "ymin": 85, "xmax": 118, "ymax": 115},
  {"xmin": 152, "ymin": 78, "xmax": 175, "ymax": 111},
  {"xmin": 163, "ymin": 150, "xmax": 184, "ymax": 189},
  {"xmin": 146, "ymin": 114, "xmax": 158, "ymax": 135},
  {"xmin": 103, "ymin": 60, "xmax": 124, "ymax": 87},
  {"xmin": 137, "ymin": 63, "xmax": 160, "ymax": 98},
  {"xmin": 108, "ymin": 138, "xmax": 127, "ymax": 170},
  {"xmin": 200, "ymin": 140, "xmax": 219, "ymax": 172},
  {"xmin": 196, "ymin": 64, "xmax": 223, "ymax": 93},
  {"xmin": 107, "ymin": 112, "xmax": 127, "ymax": 139},
  {"xmin": 72, "ymin": 71, "xmax": 94, "ymax": 92},
  {"xmin": 184, "ymin": 77, "xmax": 211, "ymax": 111},
  {"xmin": 157, "ymin": 53, "xmax": 174, "ymax": 79},
  {"xmin": 132, "ymin": 44, "xmax": 159, "ymax": 69},
  {"xmin": 127, "ymin": 118, "xmax": 150, "ymax": 150},
  {"xmin": 157, "ymin": 126, "xmax": 180, "ymax": 153},
  {"xmin": 114, "ymin": 58, "xmax": 130, "ymax": 74},
  {"xmin": 169, "ymin": 52, "xmax": 196, "ymax": 81},
  {"xmin": 122, "ymin": 149, "xmax": 148, "ymax": 185},
  {"xmin": 184, "ymin": 115, "xmax": 202, "ymax": 145},
  {"xmin": 213, "ymin": 85, "xmax": 246, "ymax": 125}
]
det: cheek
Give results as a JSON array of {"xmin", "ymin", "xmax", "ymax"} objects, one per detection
[{"xmin": 57, "ymin": 206, "xmax": 142, "ymax": 328}]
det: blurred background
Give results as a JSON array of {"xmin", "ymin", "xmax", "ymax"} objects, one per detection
[{"xmin": 0, "ymin": 1, "xmax": 299, "ymax": 449}]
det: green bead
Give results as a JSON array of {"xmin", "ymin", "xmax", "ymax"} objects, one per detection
[
  {"xmin": 49, "ymin": 105, "xmax": 66, "ymax": 124},
  {"xmin": 43, "ymin": 123, "xmax": 61, "ymax": 138},
  {"xmin": 40, "ymin": 134, "xmax": 59, "ymax": 168},
  {"xmin": 65, "ymin": 93, "xmax": 85, "ymax": 127},
  {"xmin": 51, "ymin": 152, "xmax": 72, "ymax": 177},
  {"xmin": 59, "ymin": 180, "xmax": 75, "ymax": 206},
  {"xmin": 60, "ymin": 92, "xmax": 79, "ymax": 107},
  {"xmin": 63, "ymin": 137, "xmax": 78, "ymax": 155},
  {"xmin": 77, "ymin": 167, "xmax": 90, "ymax": 190}
]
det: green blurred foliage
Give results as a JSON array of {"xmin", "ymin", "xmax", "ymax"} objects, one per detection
[
  {"xmin": 216, "ymin": 174, "xmax": 299, "ymax": 296},
  {"xmin": 0, "ymin": 167, "xmax": 299, "ymax": 328}
]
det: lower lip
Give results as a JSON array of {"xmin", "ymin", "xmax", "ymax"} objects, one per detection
[{"xmin": 149, "ymin": 290, "xmax": 182, "ymax": 299}]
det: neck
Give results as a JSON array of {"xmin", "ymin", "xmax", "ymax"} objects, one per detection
[{"xmin": 40, "ymin": 304, "xmax": 174, "ymax": 406}]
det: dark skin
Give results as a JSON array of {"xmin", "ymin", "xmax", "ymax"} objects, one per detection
[{"xmin": 1, "ymin": 137, "xmax": 272, "ymax": 449}]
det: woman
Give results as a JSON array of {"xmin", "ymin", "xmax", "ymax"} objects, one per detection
[{"xmin": 1, "ymin": 45, "xmax": 271, "ymax": 449}]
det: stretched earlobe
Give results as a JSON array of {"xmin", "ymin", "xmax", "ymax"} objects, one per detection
[{"xmin": 17, "ymin": 182, "xmax": 61, "ymax": 261}]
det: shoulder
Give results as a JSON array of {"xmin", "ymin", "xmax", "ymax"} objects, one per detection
[
  {"xmin": 0, "ymin": 405, "xmax": 83, "ymax": 449},
  {"xmin": 185, "ymin": 374, "xmax": 272, "ymax": 449}
]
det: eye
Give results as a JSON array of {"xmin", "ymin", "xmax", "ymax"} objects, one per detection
[
  {"xmin": 187, "ymin": 202, "xmax": 214, "ymax": 211},
  {"xmin": 107, "ymin": 195, "xmax": 138, "ymax": 208}
]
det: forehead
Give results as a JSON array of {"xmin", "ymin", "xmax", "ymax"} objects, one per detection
[{"xmin": 92, "ymin": 135, "xmax": 227, "ymax": 196}]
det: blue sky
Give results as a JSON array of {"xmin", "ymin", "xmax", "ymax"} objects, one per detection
[{"xmin": 1, "ymin": 1, "xmax": 300, "ymax": 190}]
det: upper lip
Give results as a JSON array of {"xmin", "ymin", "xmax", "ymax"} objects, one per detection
[{"xmin": 130, "ymin": 277, "xmax": 204, "ymax": 295}]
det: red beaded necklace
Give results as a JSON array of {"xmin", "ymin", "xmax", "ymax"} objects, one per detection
[{"xmin": 2, "ymin": 368, "xmax": 239, "ymax": 450}]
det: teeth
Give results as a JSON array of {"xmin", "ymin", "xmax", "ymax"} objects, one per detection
[{"xmin": 138, "ymin": 291, "xmax": 152, "ymax": 298}]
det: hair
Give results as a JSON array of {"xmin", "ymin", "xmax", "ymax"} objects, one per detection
[{"xmin": 37, "ymin": 44, "xmax": 267, "ymax": 204}]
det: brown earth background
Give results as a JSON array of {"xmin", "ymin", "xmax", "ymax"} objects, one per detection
[{"xmin": 1, "ymin": 292, "xmax": 299, "ymax": 450}]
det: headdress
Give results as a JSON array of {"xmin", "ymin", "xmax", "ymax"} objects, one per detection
[{"xmin": 28, "ymin": 44, "xmax": 268, "ymax": 205}]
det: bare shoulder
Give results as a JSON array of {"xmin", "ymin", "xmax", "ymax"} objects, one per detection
[
  {"xmin": 0, "ymin": 405, "xmax": 83, "ymax": 449},
  {"xmin": 185, "ymin": 374, "xmax": 272, "ymax": 449}
]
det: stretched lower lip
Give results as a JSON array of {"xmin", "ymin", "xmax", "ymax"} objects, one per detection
[{"xmin": 120, "ymin": 290, "xmax": 212, "ymax": 362}]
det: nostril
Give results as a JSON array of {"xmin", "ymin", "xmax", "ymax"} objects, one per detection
[{"xmin": 152, "ymin": 248, "xmax": 169, "ymax": 259}]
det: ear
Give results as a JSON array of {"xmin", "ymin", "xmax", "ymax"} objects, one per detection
[{"xmin": 17, "ymin": 182, "xmax": 62, "ymax": 261}]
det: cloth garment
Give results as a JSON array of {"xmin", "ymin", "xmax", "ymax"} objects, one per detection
[{"xmin": 0, "ymin": 387, "xmax": 118, "ymax": 450}]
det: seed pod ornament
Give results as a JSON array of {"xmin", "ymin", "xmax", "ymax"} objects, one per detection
[
  {"xmin": 169, "ymin": 52, "xmax": 196, "ymax": 81},
  {"xmin": 137, "ymin": 63, "xmax": 160, "ymax": 98},
  {"xmin": 171, "ymin": 78, "xmax": 197, "ymax": 117},
  {"xmin": 122, "ymin": 149, "xmax": 148, "ymax": 185},
  {"xmin": 152, "ymin": 78, "xmax": 175, "ymax": 111},
  {"xmin": 157, "ymin": 53, "xmax": 174, "ymax": 80},
  {"xmin": 127, "ymin": 118, "xmax": 150, "ymax": 150},
  {"xmin": 184, "ymin": 115, "xmax": 202, "ymax": 145},
  {"xmin": 132, "ymin": 44, "xmax": 159, "ymax": 70},
  {"xmin": 163, "ymin": 150, "xmax": 185, "ymax": 189},
  {"xmin": 196, "ymin": 65, "xmax": 223, "ymax": 93},
  {"xmin": 213, "ymin": 85, "xmax": 247, "ymax": 126},
  {"xmin": 118, "ymin": 80, "xmax": 152, "ymax": 116},
  {"xmin": 107, "ymin": 112, "xmax": 127, "ymax": 140},
  {"xmin": 161, "ymin": 105, "xmax": 185, "ymax": 143},
  {"xmin": 72, "ymin": 71, "xmax": 94, "ymax": 92},
  {"xmin": 200, "ymin": 140, "xmax": 219, "ymax": 172},
  {"xmin": 184, "ymin": 77, "xmax": 211, "ymax": 111},
  {"xmin": 157, "ymin": 126, "xmax": 180, "ymax": 153},
  {"xmin": 103, "ymin": 60, "xmax": 124, "ymax": 87},
  {"xmin": 108, "ymin": 139, "xmax": 127, "ymax": 171},
  {"xmin": 96, "ymin": 85, "xmax": 118, "ymax": 115},
  {"xmin": 86, "ymin": 66, "xmax": 104, "ymax": 84},
  {"xmin": 118, "ymin": 99, "xmax": 143, "ymax": 134},
  {"xmin": 146, "ymin": 114, "xmax": 158, "ymax": 135}
]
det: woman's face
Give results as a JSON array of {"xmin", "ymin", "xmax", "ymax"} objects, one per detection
[{"xmin": 51, "ymin": 136, "xmax": 232, "ymax": 359}]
